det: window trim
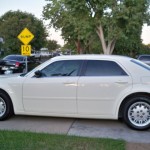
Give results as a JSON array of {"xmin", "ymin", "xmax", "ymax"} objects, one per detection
[{"xmin": 131, "ymin": 59, "xmax": 150, "ymax": 71}]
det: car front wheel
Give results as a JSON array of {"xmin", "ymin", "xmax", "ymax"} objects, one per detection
[
  {"xmin": 123, "ymin": 95, "xmax": 150, "ymax": 130},
  {"xmin": 0, "ymin": 91, "xmax": 13, "ymax": 120}
]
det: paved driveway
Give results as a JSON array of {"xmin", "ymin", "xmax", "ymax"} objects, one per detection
[
  {"xmin": 0, "ymin": 116, "xmax": 150, "ymax": 144},
  {"xmin": 68, "ymin": 119, "xmax": 150, "ymax": 143},
  {"xmin": 0, "ymin": 116, "xmax": 74, "ymax": 134}
]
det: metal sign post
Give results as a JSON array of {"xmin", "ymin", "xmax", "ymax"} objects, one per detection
[
  {"xmin": 21, "ymin": 45, "xmax": 31, "ymax": 73},
  {"xmin": 25, "ymin": 56, "xmax": 28, "ymax": 73}
]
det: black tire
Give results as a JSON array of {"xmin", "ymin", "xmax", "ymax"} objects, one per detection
[
  {"xmin": 123, "ymin": 95, "xmax": 150, "ymax": 130},
  {"xmin": 0, "ymin": 91, "xmax": 14, "ymax": 120}
]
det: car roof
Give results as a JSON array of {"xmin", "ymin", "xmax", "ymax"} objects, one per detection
[
  {"xmin": 51, "ymin": 54, "xmax": 132, "ymax": 62},
  {"xmin": 5, "ymin": 55, "xmax": 24, "ymax": 57}
]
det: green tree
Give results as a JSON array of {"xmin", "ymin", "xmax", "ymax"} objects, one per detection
[
  {"xmin": 0, "ymin": 10, "xmax": 47, "ymax": 54},
  {"xmin": 46, "ymin": 39, "xmax": 61, "ymax": 51},
  {"xmin": 43, "ymin": 0, "xmax": 96, "ymax": 54},
  {"xmin": 43, "ymin": 0, "xmax": 150, "ymax": 54},
  {"xmin": 139, "ymin": 44, "xmax": 150, "ymax": 55},
  {"xmin": 113, "ymin": 28, "xmax": 143, "ymax": 57},
  {"xmin": 147, "ymin": 44, "xmax": 150, "ymax": 48}
]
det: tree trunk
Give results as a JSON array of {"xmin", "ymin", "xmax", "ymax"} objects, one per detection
[
  {"xmin": 96, "ymin": 25, "xmax": 107, "ymax": 54},
  {"xmin": 75, "ymin": 40, "xmax": 83, "ymax": 54},
  {"xmin": 96, "ymin": 25, "xmax": 116, "ymax": 55},
  {"xmin": 107, "ymin": 39, "xmax": 116, "ymax": 54}
]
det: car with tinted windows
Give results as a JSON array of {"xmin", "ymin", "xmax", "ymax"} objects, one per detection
[
  {"xmin": 0, "ymin": 55, "xmax": 150, "ymax": 130},
  {"xmin": 0, "ymin": 55, "xmax": 36, "ymax": 74},
  {"xmin": 137, "ymin": 54, "xmax": 150, "ymax": 65}
]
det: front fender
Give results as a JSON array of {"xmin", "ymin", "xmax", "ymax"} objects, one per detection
[{"xmin": 0, "ymin": 76, "xmax": 25, "ymax": 114}]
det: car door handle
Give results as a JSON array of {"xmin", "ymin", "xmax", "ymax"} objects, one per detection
[
  {"xmin": 115, "ymin": 81, "xmax": 128, "ymax": 84},
  {"xmin": 63, "ymin": 82, "xmax": 77, "ymax": 86}
]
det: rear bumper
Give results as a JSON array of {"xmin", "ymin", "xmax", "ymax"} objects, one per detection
[{"xmin": 1, "ymin": 66, "xmax": 17, "ymax": 71}]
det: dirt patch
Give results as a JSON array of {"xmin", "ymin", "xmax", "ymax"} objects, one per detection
[{"xmin": 126, "ymin": 142, "xmax": 150, "ymax": 150}]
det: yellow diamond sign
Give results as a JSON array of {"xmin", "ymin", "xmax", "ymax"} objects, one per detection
[{"xmin": 18, "ymin": 28, "xmax": 34, "ymax": 45}]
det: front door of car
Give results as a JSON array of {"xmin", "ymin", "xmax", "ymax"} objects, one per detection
[
  {"xmin": 23, "ymin": 60, "xmax": 83, "ymax": 114},
  {"xmin": 77, "ymin": 60, "xmax": 132, "ymax": 117}
]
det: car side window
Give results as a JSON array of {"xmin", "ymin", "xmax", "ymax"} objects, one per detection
[
  {"xmin": 41, "ymin": 60, "xmax": 83, "ymax": 77},
  {"xmin": 84, "ymin": 60, "xmax": 127, "ymax": 76},
  {"xmin": 139, "ymin": 56, "xmax": 150, "ymax": 61}
]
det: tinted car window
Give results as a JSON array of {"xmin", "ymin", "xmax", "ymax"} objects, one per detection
[
  {"xmin": 3, "ymin": 55, "xmax": 24, "ymax": 61},
  {"xmin": 41, "ymin": 60, "xmax": 83, "ymax": 77},
  {"xmin": 138, "ymin": 56, "xmax": 150, "ymax": 61},
  {"xmin": 84, "ymin": 60, "xmax": 127, "ymax": 76}
]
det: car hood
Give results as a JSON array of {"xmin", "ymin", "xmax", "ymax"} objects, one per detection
[{"xmin": 0, "ymin": 73, "xmax": 21, "ymax": 78}]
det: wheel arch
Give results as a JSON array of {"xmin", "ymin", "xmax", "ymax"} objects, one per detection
[
  {"xmin": 0, "ymin": 88, "xmax": 14, "ymax": 114},
  {"xmin": 118, "ymin": 92, "xmax": 150, "ymax": 119}
]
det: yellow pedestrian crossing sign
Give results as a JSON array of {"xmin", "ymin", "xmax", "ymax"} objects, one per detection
[{"xmin": 18, "ymin": 28, "xmax": 34, "ymax": 45}]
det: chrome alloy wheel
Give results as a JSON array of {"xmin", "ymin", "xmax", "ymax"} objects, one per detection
[
  {"xmin": 0, "ymin": 97, "xmax": 6, "ymax": 117},
  {"xmin": 128, "ymin": 102, "xmax": 150, "ymax": 127}
]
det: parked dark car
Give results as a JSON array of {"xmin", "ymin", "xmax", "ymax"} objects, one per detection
[
  {"xmin": 137, "ymin": 55, "xmax": 150, "ymax": 65},
  {"xmin": 0, "ymin": 55, "xmax": 36, "ymax": 74}
]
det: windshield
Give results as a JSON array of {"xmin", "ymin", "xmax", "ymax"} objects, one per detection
[{"xmin": 3, "ymin": 55, "xmax": 24, "ymax": 61}]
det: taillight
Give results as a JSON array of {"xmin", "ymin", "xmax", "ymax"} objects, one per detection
[{"xmin": 15, "ymin": 62, "xmax": 20, "ymax": 67}]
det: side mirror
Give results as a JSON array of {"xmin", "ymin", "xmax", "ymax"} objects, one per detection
[{"xmin": 34, "ymin": 70, "xmax": 42, "ymax": 78}]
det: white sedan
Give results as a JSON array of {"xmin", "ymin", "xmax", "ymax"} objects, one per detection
[{"xmin": 0, "ymin": 55, "xmax": 150, "ymax": 130}]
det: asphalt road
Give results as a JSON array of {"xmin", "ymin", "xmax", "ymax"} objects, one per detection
[{"xmin": 0, "ymin": 115, "xmax": 150, "ymax": 144}]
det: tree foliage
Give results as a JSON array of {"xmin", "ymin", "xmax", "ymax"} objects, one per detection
[
  {"xmin": 43, "ymin": 0, "xmax": 96, "ymax": 54},
  {"xmin": 139, "ymin": 44, "xmax": 150, "ymax": 55},
  {"xmin": 0, "ymin": 11, "xmax": 47, "ymax": 54},
  {"xmin": 45, "ymin": 39, "xmax": 61, "ymax": 51},
  {"xmin": 43, "ymin": 0, "xmax": 150, "ymax": 54}
]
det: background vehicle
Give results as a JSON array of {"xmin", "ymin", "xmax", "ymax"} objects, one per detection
[
  {"xmin": 0, "ymin": 55, "xmax": 36, "ymax": 74},
  {"xmin": 0, "ymin": 55, "xmax": 150, "ymax": 130},
  {"xmin": 137, "ymin": 55, "xmax": 150, "ymax": 65},
  {"xmin": 31, "ymin": 51, "xmax": 41, "ymax": 61}
]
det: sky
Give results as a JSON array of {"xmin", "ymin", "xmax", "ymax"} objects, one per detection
[
  {"xmin": 0, "ymin": 0, "xmax": 150, "ymax": 45},
  {"xmin": 0, "ymin": 0, "xmax": 64, "ymax": 46}
]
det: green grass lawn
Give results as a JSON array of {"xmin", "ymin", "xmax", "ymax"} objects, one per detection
[{"xmin": 0, "ymin": 130, "xmax": 125, "ymax": 150}]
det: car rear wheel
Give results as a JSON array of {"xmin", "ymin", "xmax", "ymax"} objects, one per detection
[
  {"xmin": 123, "ymin": 95, "xmax": 150, "ymax": 130},
  {"xmin": 0, "ymin": 91, "xmax": 13, "ymax": 120}
]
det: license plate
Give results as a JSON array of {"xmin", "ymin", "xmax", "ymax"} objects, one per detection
[{"xmin": 2, "ymin": 67, "xmax": 9, "ymax": 70}]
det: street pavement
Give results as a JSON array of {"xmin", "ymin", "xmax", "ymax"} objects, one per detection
[{"xmin": 0, "ymin": 115, "xmax": 150, "ymax": 144}]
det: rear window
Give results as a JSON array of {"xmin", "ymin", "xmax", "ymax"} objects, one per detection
[
  {"xmin": 138, "ymin": 56, "xmax": 150, "ymax": 61},
  {"xmin": 3, "ymin": 55, "xmax": 24, "ymax": 61},
  {"xmin": 131, "ymin": 59, "xmax": 150, "ymax": 71}
]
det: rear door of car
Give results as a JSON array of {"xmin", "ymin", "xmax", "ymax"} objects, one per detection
[{"xmin": 77, "ymin": 59, "xmax": 132, "ymax": 117}]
